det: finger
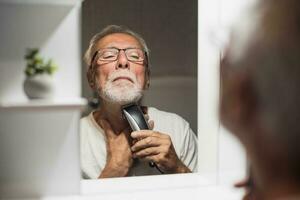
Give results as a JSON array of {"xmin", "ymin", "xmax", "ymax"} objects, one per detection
[
  {"xmin": 148, "ymin": 120, "xmax": 154, "ymax": 130},
  {"xmin": 142, "ymin": 114, "xmax": 154, "ymax": 130},
  {"xmin": 144, "ymin": 114, "xmax": 150, "ymax": 122},
  {"xmin": 99, "ymin": 119, "xmax": 115, "ymax": 138},
  {"xmin": 132, "ymin": 147, "xmax": 160, "ymax": 158},
  {"xmin": 132, "ymin": 139, "xmax": 138, "ymax": 145},
  {"xmin": 131, "ymin": 130, "xmax": 165, "ymax": 140},
  {"xmin": 140, "ymin": 154, "xmax": 161, "ymax": 165},
  {"xmin": 131, "ymin": 136, "xmax": 161, "ymax": 152},
  {"xmin": 141, "ymin": 106, "xmax": 148, "ymax": 114}
]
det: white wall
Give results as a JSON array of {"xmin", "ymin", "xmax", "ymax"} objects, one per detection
[
  {"xmin": 197, "ymin": 0, "xmax": 221, "ymax": 179},
  {"xmin": 0, "ymin": 109, "xmax": 81, "ymax": 197},
  {"xmin": 0, "ymin": 1, "xmax": 83, "ymax": 198},
  {"xmin": 0, "ymin": 2, "xmax": 82, "ymax": 102},
  {"xmin": 198, "ymin": 0, "xmax": 253, "ymax": 185},
  {"xmin": 41, "ymin": 4, "xmax": 82, "ymax": 99}
]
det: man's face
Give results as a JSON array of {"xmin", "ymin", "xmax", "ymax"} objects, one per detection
[{"xmin": 94, "ymin": 33, "xmax": 148, "ymax": 104}]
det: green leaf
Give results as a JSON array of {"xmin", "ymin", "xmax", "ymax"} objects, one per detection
[
  {"xmin": 25, "ymin": 48, "xmax": 39, "ymax": 60},
  {"xmin": 24, "ymin": 48, "xmax": 59, "ymax": 76},
  {"xmin": 25, "ymin": 67, "xmax": 36, "ymax": 76}
]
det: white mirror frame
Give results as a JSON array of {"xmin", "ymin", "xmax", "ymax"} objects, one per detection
[
  {"xmin": 80, "ymin": 0, "xmax": 220, "ymax": 193},
  {"xmin": 80, "ymin": 0, "xmax": 248, "ymax": 198}
]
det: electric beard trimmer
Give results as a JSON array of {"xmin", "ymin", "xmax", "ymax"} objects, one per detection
[{"xmin": 122, "ymin": 103, "xmax": 163, "ymax": 174}]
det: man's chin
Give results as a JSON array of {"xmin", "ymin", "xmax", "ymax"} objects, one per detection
[
  {"xmin": 100, "ymin": 84, "xmax": 143, "ymax": 105},
  {"xmin": 117, "ymin": 99, "xmax": 139, "ymax": 106},
  {"xmin": 104, "ymin": 95, "xmax": 141, "ymax": 105},
  {"xmin": 101, "ymin": 90, "xmax": 143, "ymax": 105},
  {"xmin": 110, "ymin": 83, "xmax": 132, "ymax": 90}
]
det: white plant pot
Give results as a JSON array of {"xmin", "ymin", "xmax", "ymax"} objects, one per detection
[{"xmin": 23, "ymin": 74, "xmax": 55, "ymax": 99}]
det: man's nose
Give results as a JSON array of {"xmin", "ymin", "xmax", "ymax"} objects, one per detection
[{"xmin": 116, "ymin": 50, "xmax": 129, "ymax": 69}]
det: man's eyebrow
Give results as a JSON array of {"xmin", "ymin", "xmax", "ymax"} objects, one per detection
[
  {"xmin": 102, "ymin": 46, "xmax": 140, "ymax": 49},
  {"xmin": 103, "ymin": 46, "xmax": 117, "ymax": 49}
]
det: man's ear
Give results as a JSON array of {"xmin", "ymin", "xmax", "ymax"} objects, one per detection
[
  {"xmin": 87, "ymin": 66, "xmax": 96, "ymax": 90},
  {"xmin": 145, "ymin": 79, "xmax": 150, "ymax": 89},
  {"xmin": 238, "ymin": 74, "xmax": 257, "ymax": 123},
  {"xmin": 221, "ymin": 72, "xmax": 257, "ymax": 130},
  {"xmin": 144, "ymin": 70, "xmax": 150, "ymax": 89}
]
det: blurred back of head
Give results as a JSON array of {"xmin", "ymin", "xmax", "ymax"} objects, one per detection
[{"xmin": 227, "ymin": 0, "xmax": 300, "ymax": 177}]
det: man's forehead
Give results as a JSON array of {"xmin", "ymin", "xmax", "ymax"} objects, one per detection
[{"xmin": 96, "ymin": 33, "xmax": 142, "ymax": 49}]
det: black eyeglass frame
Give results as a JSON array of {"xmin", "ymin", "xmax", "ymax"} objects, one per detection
[{"xmin": 90, "ymin": 47, "xmax": 149, "ymax": 67}]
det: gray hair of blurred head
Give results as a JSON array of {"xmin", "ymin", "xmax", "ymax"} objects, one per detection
[{"xmin": 226, "ymin": 0, "xmax": 300, "ymax": 173}]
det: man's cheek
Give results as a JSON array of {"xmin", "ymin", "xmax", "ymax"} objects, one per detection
[
  {"xmin": 136, "ymin": 79, "xmax": 145, "ymax": 89},
  {"xmin": 137, "ymin": 73, "xmax": 146, "ymax": 86},
  {"xmin": 95, "ymin": 76, "xmax": 106, "ymax": 90}
]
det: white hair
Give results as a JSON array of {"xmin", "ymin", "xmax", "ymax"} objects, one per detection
[
  {"xmin": 227, "ymin": 0, "xmax": 300, "ymax": 168},
  {"xmin": 84, "ymin": 25, "xmax": 150, "ymax": 67}
]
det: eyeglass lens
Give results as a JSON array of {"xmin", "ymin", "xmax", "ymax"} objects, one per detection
[{"xmin": 98, "ymin": 48, "xmax": 144, "ymax": 62}]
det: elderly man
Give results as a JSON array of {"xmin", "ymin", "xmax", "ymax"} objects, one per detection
[
  {"xmin": 80, "ymin": 25, "xmax": 198, "ymax": 179},
  {"xmin": 221, "ymin": 0, "xmax": 300, "ymax": 199}
]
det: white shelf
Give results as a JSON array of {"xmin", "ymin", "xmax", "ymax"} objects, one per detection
[
  {"xmin": 0, "ymin": 0, "xmax": 81, "ymax": 61},
  {"xmin": 0, "ymin": 0, "xmax": 83, "ymax": 6},
  {"xmin": 0, "ymin": 98, "xmax": 87, "ymax": 111}
]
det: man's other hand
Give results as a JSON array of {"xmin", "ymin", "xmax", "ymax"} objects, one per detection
[{"xmin": 98, "ymin": 119, "xmax": 133, "ymax": 178}]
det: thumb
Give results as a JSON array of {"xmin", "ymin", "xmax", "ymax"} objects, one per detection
[{"xmin": 148, "ymin": 120, "xmax": 154, "ymax": 130}]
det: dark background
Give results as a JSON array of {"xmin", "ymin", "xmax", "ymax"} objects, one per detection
[{"xmin": 81, "ymin": 0, "xmax": 198, "ymax": 133}]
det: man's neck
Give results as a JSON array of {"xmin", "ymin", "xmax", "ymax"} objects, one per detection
[
  {"xmin": 95, "ymin": 100, "xmax": 129, "ymax": 134},
  {"xmin": 248, "ymin": 155, "xmax": 300, "ymax": 200},
  {"xmin": 245, "ymin": 129, "xmax": 300, "ymax": 200},
  {"xmin": 262, "ymin": 180, "xmax": 300, "ymax": 200}
]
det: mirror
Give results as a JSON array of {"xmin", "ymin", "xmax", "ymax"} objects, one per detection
[{"xmin": 80, "ymin": 0, "xmax": 198, "ymax": 179}]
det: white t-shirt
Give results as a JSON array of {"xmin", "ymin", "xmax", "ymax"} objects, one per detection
[{"xmin": 80, "ymin": 107, "xmax": 198, "ymax": 179}]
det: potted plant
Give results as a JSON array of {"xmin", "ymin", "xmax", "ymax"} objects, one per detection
[{"xmin": 23, "ymin": 48, "xmax": 58, "ymax": 99}]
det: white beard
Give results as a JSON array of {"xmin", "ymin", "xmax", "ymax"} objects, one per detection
[{"xmin": 98, "ymin": 71, "xmax": 143, "ymax": 105}]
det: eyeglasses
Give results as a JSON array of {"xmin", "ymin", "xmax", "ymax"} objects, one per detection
[{"xmin": 92, "ymin": 48, "xmax": 146, "ymax": 64}]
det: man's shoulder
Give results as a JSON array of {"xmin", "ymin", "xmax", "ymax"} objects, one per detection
[
  {"xmin": 80, "ymin": 111, "xmax": 105, "ymax": 140},
  {"xmin": 80, "ymin": 112, "xmax": 92, "ymax": 125},
  {"xmin": 148, "ymin": 107, "xmax": 188, "ymax": 124},
  {"xmin": 80, "ymin": 111, "xmax": 99, "ymax": 131}
]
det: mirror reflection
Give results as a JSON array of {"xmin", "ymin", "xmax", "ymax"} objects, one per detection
[{"xmin": 80, "ymin": 0, "xmax": 197, "ymax": 179}]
